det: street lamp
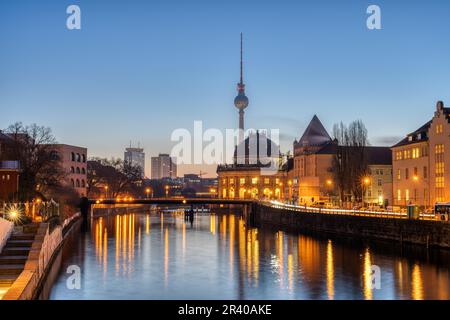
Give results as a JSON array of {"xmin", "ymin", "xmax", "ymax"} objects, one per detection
[
  {"xmin": 165, "ymin": 185, "xmax": 169, "ymax": 198},
  {"xmin": 145, "ymin": 187, "xmax": 151, "ymax": 199},
  {"xmin": 362, "ymin": 177, "xmax": 370, "ymax": 207},
  {"xmin": 326, "ymin": 179, "xmax": 333, "ymax": 204},
  {"xmin": 104, "ymin": 185, "xmax": 109, "ymax": 199}
]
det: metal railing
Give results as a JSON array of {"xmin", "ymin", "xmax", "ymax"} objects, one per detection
[{"xmin": 263, "ymin": 200, "xmax": 439, "ymax": 221}]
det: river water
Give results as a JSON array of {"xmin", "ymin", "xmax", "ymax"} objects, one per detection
[{"xmin": 47, "ymin": 211, "xmax": 450, "ymax": 300}]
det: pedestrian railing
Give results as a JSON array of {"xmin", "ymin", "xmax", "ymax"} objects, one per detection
[{"xmin": 262, "ymin": 200, "xmax": 438, "ymax": 221}]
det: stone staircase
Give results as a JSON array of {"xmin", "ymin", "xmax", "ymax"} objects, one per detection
[{"xmin": 0, "ymin": 225, "xmax": 38, "ymax": 299}]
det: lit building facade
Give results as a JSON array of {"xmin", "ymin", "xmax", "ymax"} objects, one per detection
[
  {"xmin": 0, "ymin": 161, "xmax": 20, "ymax": 201},
  {"xmin": 392, "ymin": 101, "xmax": 450, "ymax": 207},
  {"xmin": 218, "ymin": 164, "xmax": 288, "ymax": 200},
  {"xmin": 365, "ymin": 152, "xmax": 393, "ymax": 206},
  {"xmin": 151, "ymin": 154, "xmax": 177, "ymax": 179},
  {"xmin": 293, "ymin": 115, "xmax": 336, "ymax": 205},
  {"xmin": 0, "ymin": 132, "xmax": 20, "ymax": 201},
  {"xmin": 293, "ymin": 115, "xmax": 392, "ymax": 206},
  {"xmin": 49, "ymin": 144, "xmax": 88, "ymax": 197}
]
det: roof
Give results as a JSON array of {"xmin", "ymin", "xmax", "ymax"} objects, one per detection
[
  {"xmin": 315, "ymin": 142, "xmax": 338, "ymax": 155},
  {"xmin": 365, "ymin": 146, "xmax": 392, "ymax": 165},
  {"xmin": 0, "ymin": 131, "xmax": 14, "ymax": 144},
  {"xmin": 392, "ymin": 120, "xmax": 431, "ymax": 148},
  {"xmin": 234, "ymin": 130, "xmax": 279, "ymax": 163},
  {"xmin": 296, "ymin": 115, "xmax": 332, "ymax": 147}
]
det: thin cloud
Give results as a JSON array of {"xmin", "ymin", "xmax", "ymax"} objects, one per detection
[{"xmin": 372, "ymin": 135, "xmax": 403, "ymax": 146}]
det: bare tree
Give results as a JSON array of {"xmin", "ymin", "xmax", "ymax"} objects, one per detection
[
  {"xmin": 4, "ymin": 122, "xmax": 66, "ymax": 200},
  {"xmin": 332, "ymin": 120, "xmax": 369, "ymax": 205},
  {"xmin": 87, "ymin": 157, "xmax": 142, "ymax": 198}
]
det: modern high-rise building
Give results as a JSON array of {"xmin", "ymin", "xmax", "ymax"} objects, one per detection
[
  {"xmin": 124, "ymin": 146, "xmax": 145, "ymax": 178},
  {"xmin": 151, "ymin": 154, "xmax": 177, "ymax": 179}
]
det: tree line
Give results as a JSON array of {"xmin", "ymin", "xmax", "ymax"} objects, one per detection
[{"xmin": 1, "ymin": 122, "xmax": 143, "ymax": 203}]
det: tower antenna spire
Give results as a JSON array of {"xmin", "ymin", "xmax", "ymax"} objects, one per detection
[{"xmin": 240, "ymin": 32, "xmax": 243, "ymax": 85}]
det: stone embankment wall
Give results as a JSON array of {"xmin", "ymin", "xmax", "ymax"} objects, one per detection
[
  {"xmin": 2, "ymin": 214, "xmax": 81, "ymax": 300},
  {"xmin": 253, "ymin": 204, "xmax": 450, "ymax": 248}
]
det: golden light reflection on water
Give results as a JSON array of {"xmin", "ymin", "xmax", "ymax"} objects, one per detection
[
  {"xmin": 277, "ymin": 231, "xmax": 284, "ymax": 288},
  {"xmin": 229, "ymin": 215, "xmax": 235, "ymax": 275},
  {"xmin": 145, "ymin": 215, "xmax": 150, "ymax": 235},
  {"xmin": 164, "ymin": 227, "xmax": 169, "ymax": 286},
  {"xmin": 411, "ymin": 263, "xmax": 424, "ymax": 300},
  {"xmin": 182, "ymin": 222, "xmax": 186, "ymax": 253},
  {"xmin": 88, "ymin": 212, "xmax": 449, "ymax": 300},
  {"xmin": 210, "ymin": 215, "xmax": 216, "ymax": 235},
  {"xmin": 363, "ymin": 248, "xmax": 373, "ymax": 300},
  {"xmin": 288, "ymin": 254, "xmax": 293, "ymax": 292},
  {"xmin": 326, "ymin": 240, "xmax": 334, "ymax": 300},
  {"xmin": 115, "ymin": 215, "xmax": 120, "ymax": 275}
]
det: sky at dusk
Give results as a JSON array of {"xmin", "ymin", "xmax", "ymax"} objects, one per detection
[{"xmin": 2, "ymin": 0, "xmax": 450, "ymax": 177}]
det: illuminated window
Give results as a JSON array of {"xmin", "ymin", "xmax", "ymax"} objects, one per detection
[
  {"xmin": 435, "ymin": 144, "xmax": 445, "ymax": 198},
  {"xmin": 436, "ymin": 176, "xmax": 444, "ymax": 188},
  {"xmin": 404, "ymin": 149, "xmax": 411, "ymax": 159},
  {"xmin": 405, "ymin": 189, "xmax": 410, "ymax": 202},
  {"xmin": 412, "ymin": 148, "xmax": 420, "ymax": 159},
  {"xmin": 264, "ymin": 178, "xmax": 270, "ymax": 185},
  {"xmin": 397, "ymin": 169, "xmax": 401, "ymax": 180},
  {"xmin": 229, "ymin": 178, "xmax": 235, "ymax": 185},
  {"xmin": 275, "ymin": 178, "xmax": 280, "ymax": 184},
  {"xmin": 436, "ymin": 124, "xmax": 443, "ymax": 134},
  {"xmin": 229, "ymin": 187, "xmax": 235, "ymax": 198},
  {"xmin": 239, "ymin": 178, "xmax": 246, "ymax": 185},
  {"xmin": 395, "ymin": 151, "xmax": 403, "ymax": 161},
  {"xmin": 252, "ymin": 177, "xmax": 258, "ymax": 185},
  {"xmin": 397, "ymin": 189, "xmax": 401, "ymax": 201}
]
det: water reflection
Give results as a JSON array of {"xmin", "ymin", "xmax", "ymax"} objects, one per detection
[
  {"xmin": 326, "ymin": 240, "xmax": 334, "ymax": 300},
  {"xmin": 48, "ymin": 211, "xmax": 450, "ymax": 300}
]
